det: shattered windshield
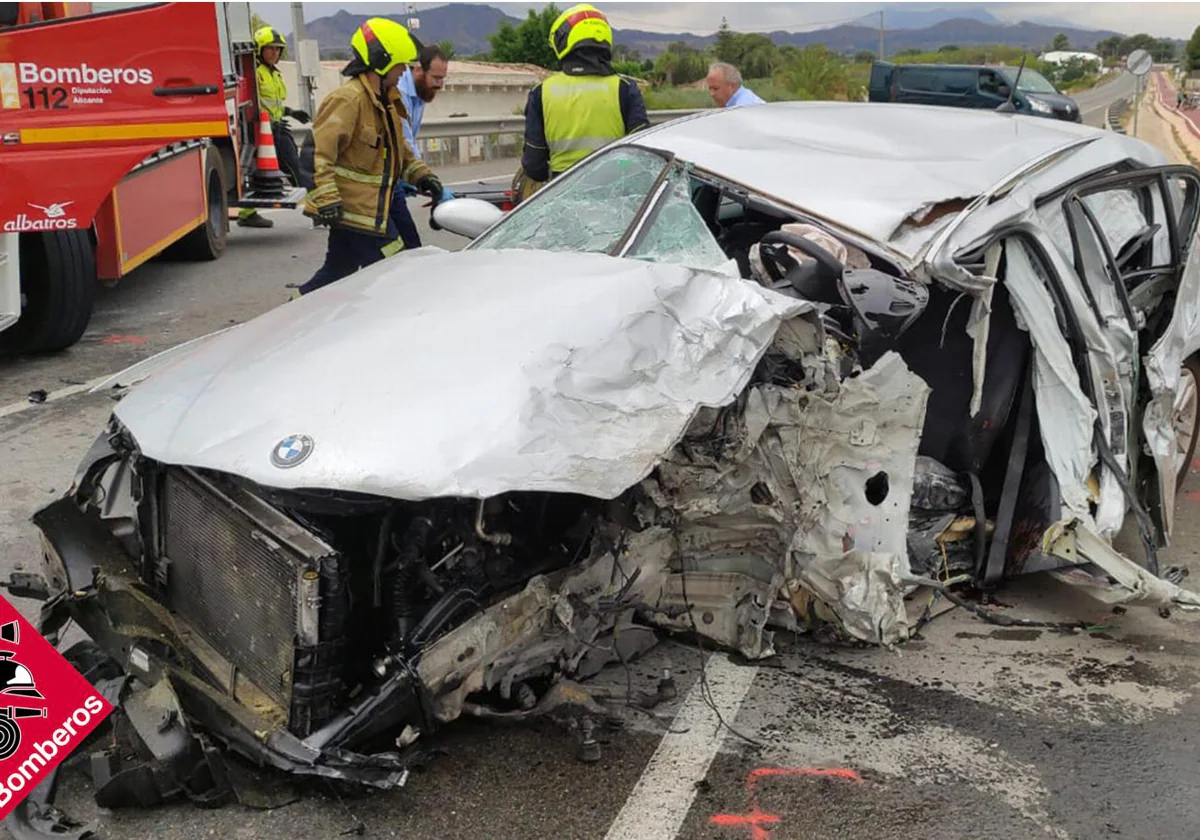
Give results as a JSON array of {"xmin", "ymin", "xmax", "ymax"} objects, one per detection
[
  {"xmin": 626, "ymin": 169, "xmax": 731, "ymax": 271},
  {"xmin": 472, "ymin": 147, "xmax": 668, "ymax": 254}
]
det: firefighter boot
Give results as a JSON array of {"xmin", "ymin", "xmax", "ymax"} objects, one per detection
[{"xmin": 237, "ymin": 210, "xmax": 274, "ymax": 229}]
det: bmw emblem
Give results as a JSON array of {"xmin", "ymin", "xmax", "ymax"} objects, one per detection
[{"xmin": 271, "ymin": 435, "xmax": 314, "ymax": 469}]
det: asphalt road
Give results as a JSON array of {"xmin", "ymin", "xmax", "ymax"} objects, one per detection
[
  {"xmin": 4, "ymin": 140, "xmax": 1200, "ymax": 840},
  {"xmin": 1076, "ymin": 70, "xmax": 1139, "ymax": 127}
]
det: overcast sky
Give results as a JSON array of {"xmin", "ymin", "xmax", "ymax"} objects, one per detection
[{"xmin": 253, "ymin": 2, "xmax": 1199, "ymax": 39}]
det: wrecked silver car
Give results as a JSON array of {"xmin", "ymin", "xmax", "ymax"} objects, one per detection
[{"xmin": 10, "ymin": 102, "xmax": 1200, "ymax": 823}]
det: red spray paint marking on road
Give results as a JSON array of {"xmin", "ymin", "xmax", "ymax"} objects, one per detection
[
  {"xmin": 101, "ymin": 335, "xmax": 149, "ymax": 345},
  {"xmin": 710, "ymin": 767, "xmax": 864, "ymax": 840}
]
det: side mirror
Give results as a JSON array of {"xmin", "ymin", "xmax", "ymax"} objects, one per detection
[{"xmin": 430, "ymin": 198, "xmax": 504, "ymax": 240}]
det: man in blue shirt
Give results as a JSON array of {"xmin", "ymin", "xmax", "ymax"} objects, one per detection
[
  {"xmin": 705, "ymin": 62, "xmax": 765, "ymax": 108},
  {"xmin": 390, "ymin": 44, "xmax": 453, "ymax": 250}
]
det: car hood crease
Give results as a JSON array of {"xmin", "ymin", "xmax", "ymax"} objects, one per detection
[{"xmin": 112, "ymin": 248, "xmax": 811, "ymax": 500}]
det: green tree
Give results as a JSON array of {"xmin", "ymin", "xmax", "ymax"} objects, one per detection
[
  {"xmin": 1096, "ymin": 36, "xmax": 1123, "ymax": 60},
  {"xmin": 1056, "ymin": 55, "xmax": 1097, "ymax": 84},
  {"xmin": 613, "ymin": 60, "xmax": 647, "ymax": 78},
  {"xmin": 1120, "ymin": 32, "xmax": 1160, "ymax": 60},
  {"xmin": 437, "ymin": 40, "xmax": 457, "ymax": 60},
  {"xmin": 1188, "ymin": 24, "xmax": 1200, "ymax": 72},
  {"xmin": 488, "ymin": 3, "xmax": 561, "ymax": 69},
  {"xmin": 1051, "ymin": 33, "xmax": 1070, "ymax": 51},
  {"xmin": 654, "ymin": 41, "xmax": 708, "ymax": 85},
  {"xmin": 714, "ymin": 17, "xmax": 738, "ymax": 64},
  {"xmin": 773, "ymin": 45, "xmax": 858, "ymax": 101},
  {"xmin": 854, "ymin": 49, "xmax": 877, "ymax": 63},
  {"xmin": 734, "ymin": 33, "xmax": 780, "ymax": 78},
  {"xmin": 937, "ymin": 44, "xmax": 960, "ymax": 53}
]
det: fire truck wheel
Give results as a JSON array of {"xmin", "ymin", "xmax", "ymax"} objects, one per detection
[
  {"xmin": 169, "ymin": 151, "xmax": 228, "ymax": 261},
  {"xmin": 0, "ymin": 230, "xmax": 96, "ymax": 356}
]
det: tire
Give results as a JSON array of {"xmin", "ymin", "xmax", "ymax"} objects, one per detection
[
  {"xmin": 1174, "ymin": 355, "xmax": 1200, "ymax": 491},
  {"xmin": 168, "ymin": 149, "xmax": 228, "ymax": 262},
  {"xmin": 0, "ymin": 229, "xmax": 96, "ymax": 355}
]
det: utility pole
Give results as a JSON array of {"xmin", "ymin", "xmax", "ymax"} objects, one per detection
[
  {"xmin": 877, "ymin": 10, "xmax": 884, "ymax": 61},
  {"xmin": 290, "ymin": 2, "xmax": 316, "ymax": 118}
]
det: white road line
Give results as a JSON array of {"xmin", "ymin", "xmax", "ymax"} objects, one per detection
[
  {"xmin": 0, "ymin": 373, "xmax": 112, "ymax": 420},
  {"xmin": 603, "ymin": 653, "xmax": 759, "ymax": 840}
]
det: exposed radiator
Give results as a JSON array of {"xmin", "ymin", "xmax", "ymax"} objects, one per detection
[{"xmin": 157, "ymin": 467, "xmax": 347, "ymax": 735}]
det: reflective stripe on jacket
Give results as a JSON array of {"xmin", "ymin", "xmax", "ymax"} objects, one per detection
[
  {"xmin": 541, "ymin": 73, "xmax": 624, "ymax": 175},
  {"xmin": 303, "ymin": 75, "xmax": 432, "ymax": 236},
  {"xmin": 256, "ymin": 63, "xmax": 287, "ymax": 122}
]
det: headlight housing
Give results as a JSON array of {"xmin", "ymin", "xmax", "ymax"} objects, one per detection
[{"xmin": 1028, "ymin": 98, "xmax": 1053, "ymax": 115}]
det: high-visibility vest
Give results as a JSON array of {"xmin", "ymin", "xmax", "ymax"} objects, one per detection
[
  {"xmin": 257, "ymin": 63, "xmax": 288, "ymax": 122},
  {"xmin": 542, "ymin": 73, "xmax": 624, "ymax": 175}
]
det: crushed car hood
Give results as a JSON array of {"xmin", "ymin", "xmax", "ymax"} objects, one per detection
[{"xmin": 112, "ymin": 248, "xmax": 809, "ymax": 500}]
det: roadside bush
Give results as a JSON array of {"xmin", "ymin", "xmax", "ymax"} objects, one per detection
[{"xmin": 773, "ymin": 45, "xmax": 864, "ymax": 102}]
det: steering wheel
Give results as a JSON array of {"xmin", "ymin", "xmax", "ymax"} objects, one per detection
[{"xmin": 757, "ymin": 231, "xmax": 846, "ymax": 305}]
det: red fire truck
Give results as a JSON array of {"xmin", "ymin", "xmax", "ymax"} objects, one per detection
[{"xmin": 0, "ymin": 1, "xmax": 305, "ymax": 355}]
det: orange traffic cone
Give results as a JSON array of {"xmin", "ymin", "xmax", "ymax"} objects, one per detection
[{"xmin": 250, "ymin": 109, "xmax": 290, "ymax": 197}]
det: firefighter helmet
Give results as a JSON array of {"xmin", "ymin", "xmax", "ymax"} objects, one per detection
[
  {"xmin": 254, "ymin": 25, "xmax": 287, "ymax": 57},
  {"xmin": 350, "ymin": 18, "xmax": 421, "ymax": 76},
  {"xmin": 549, "ymin": 4, "xmax": 613, "ymax": 61}
]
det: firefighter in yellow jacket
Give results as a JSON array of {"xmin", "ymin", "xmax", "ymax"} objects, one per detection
[
  {"xmin": 239, "ymin": 26, "xmax": 312, "ymax": 229},
  {"xmin": 518, "ymin": 3, "xmax": 649, "ymax": 199},
  {"xmin": 297, "ymin": 19, "xmax": 444, "ymax": 296}
]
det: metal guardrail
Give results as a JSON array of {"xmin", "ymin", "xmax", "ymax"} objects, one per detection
[
  {"xmin": 1106, "ymin": 98, "xmax": 1129, "ymax": 134},
  {"xmin": 292, "ymin": 108, "xmax": 703, "ymax": 145}
]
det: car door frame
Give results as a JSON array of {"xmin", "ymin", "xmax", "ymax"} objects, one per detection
[{"xmin": 1059, "ymin": 164, "xmax": 1200, "ymax": 542}]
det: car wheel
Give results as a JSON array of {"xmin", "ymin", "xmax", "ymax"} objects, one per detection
[
  {"xmin": 167, "ymin": 150, "xmax": 228, "ymax": 262},
  {"xmin": 1173, "ymin": 355, "xmax": 1200, "ymax": 490},
  {"xmin": 0, "ymin": 229, "xmax": 96, "ymax": 355}
]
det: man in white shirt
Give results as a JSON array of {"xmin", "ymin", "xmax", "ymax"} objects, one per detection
[{"xmin": 706, "ymin": 62, "xmax": 765, "ymax": 108}]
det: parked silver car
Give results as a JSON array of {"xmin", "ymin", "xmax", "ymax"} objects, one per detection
[{"xmin": 10, "ymin": 102, "xmax": 1200, "ymax": 822}]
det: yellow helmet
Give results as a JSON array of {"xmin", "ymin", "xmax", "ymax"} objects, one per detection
[
  {"xmin": 350, "ymin": 18, "xmax": 420, "ymax": 76},
  {"xmin": 253, "ymin": 25, "xmax": 286, "ymax": 57},
  {"xmin": 549, "ymin": 4, "xmax": 613, "ymax": 61}
]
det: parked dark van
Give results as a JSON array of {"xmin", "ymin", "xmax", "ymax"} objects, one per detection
[{"xmin": 869, "ymin": 62, "xmax": 1082, "ymax": 122}]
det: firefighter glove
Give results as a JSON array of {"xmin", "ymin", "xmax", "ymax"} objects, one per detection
[
  {"xmin": 315, "ymin": 202, "xmax": 344, "ymax": 225},
  {"xmin": 285, "ymin": 107, "xmax": 311, "ymax": 124},
  {"xmin": 416, "ymin": 174, "xmax": 444, "ymax": 204}
]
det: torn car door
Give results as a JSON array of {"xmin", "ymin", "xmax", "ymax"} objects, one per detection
[{"xmin": 1062, "ymin": 166, "xmax": 1200, "ymax": 541}]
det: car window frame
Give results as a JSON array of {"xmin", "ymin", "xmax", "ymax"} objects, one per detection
[{"xmin": 1064, "ymin": 166, "xmax": 1200, "ymax": 298}]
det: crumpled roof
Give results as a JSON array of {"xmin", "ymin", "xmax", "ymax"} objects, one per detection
[
  {"xmin": 626, "ymin": 101, "xmax": 1124, "ymax": 252},
  {"xmin": 112, "ymin": 248, "xmax": 809, "ymax": 500}
]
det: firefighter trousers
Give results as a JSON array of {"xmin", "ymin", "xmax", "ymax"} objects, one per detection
[
  {"xmin": 275, "ymin": 122, "xmax": 313, "ymax": 190},
  {"xmin": 297, "ymin": 223, "xmax": 400, "ymax": 296}
]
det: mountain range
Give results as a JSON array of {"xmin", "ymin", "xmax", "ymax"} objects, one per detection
[{"xmin": 292, "ymin": 4, "xmax": 1125, "ymax": 59}]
